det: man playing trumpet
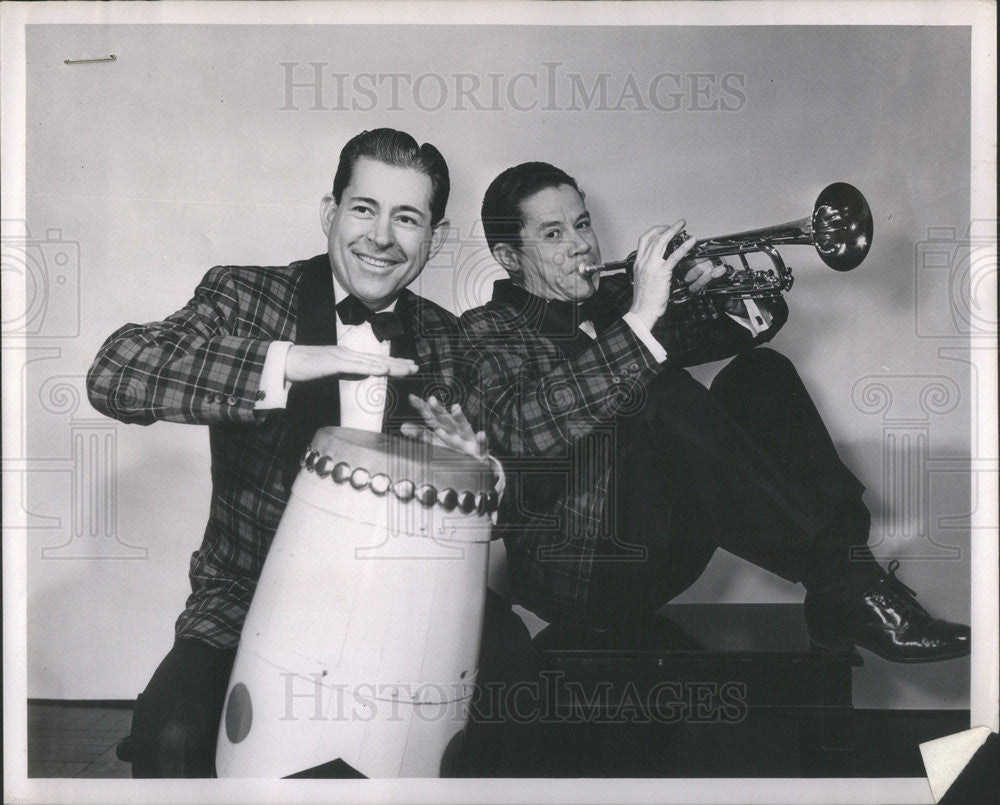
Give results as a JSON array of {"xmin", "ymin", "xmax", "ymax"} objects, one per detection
[{"xmin": 458, "ymin": 161, "xmax": 969, "ymax": 662}]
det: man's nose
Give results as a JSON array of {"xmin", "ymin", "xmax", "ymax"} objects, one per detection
[
  {"xmin": 569, "ymin": 232, "xmax": 592, "ymax": 255},
  {"xmin": 368, "ymin": 213, "xmax": 395, "ymax": 249}
]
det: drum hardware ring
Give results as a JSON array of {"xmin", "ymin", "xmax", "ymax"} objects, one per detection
[{"xmin": 300, "ymin": 446, "xmax": 499, "ymax": 516}]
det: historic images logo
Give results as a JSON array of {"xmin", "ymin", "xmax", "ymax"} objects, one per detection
[
  {"xmin": 280, "ymin": 62, "xmax": 746, "ymax": 113},
  {"xmin": 280, "ymin": 671, "xmax": 749, "ymax": 726}
]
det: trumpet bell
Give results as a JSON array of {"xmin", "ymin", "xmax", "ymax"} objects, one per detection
[{"xmin": 812, "ymin": 182, "xmax": 873, "ymax": 271}]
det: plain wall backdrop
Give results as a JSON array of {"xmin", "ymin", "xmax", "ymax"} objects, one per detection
[{"xmin": 22, "ymin": 24, "xmax": 972, "ymax": 708}]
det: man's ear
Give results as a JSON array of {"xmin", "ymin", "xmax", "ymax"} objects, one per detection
[
  {"xmin": 492, "ymin": 243, "xmax": 521, "ymax": 276},
  {"xmin": 319, "ymin": 194, "xmax": 337, "ymax": 236},
  {"xmin": 427, "ymin": 218, "xmax": 450, "ymax": 261}
]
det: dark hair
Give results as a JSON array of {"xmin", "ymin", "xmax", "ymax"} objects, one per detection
[
  {"xmin": 332, "ymin": 128, "xmax": 450, "ymax": 225},
  {"xmin": 481, "ymin": 161, "xmax": 582, "ymax": 252}
]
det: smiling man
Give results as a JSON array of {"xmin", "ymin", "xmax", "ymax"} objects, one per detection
[
  {"xmin": 459, "ymin": 161, "xmax": 969, "ymax": 666},
  {"xmin": 86, "ymin": 129, "xmax": 535, "ymax": 777}
]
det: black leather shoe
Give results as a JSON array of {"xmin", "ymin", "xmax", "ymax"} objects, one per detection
[{"xmin": 805, "ymin": 560, "xmax": 970, "ymax": 663}]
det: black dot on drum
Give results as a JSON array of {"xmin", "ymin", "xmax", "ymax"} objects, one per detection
[{"xmin": 225, "ymin": 682, "xmax": 253, "ymax": 744}]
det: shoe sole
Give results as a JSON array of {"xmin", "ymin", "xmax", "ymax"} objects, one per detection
[{"xmin": 810, "ymin": 637, "xmax": 970, "ymax": 664}]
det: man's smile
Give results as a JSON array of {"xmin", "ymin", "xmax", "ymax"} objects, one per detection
[{"xmin": 353, "ymin": 251, "xmax": 402, "ymax": 269}]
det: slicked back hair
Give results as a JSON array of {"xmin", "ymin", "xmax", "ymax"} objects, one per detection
[
  {"xmin": 332, "ymin": 128, "xmax": 450, "ymax": 225},
  {"xmin": 481, "ymin": 161, "xmax": 582, "ymax": 253}
]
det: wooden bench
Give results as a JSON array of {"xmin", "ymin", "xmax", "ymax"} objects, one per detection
[{"xmin": 530, "ymin": 603, "xmax": 862, "ymax": 776}]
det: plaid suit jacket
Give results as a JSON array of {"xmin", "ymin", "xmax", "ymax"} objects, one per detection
[
  {"xmin": 457, "ymin": 276, "xmax": 787, "ymax": 623},
  {"xmin": 86, "ymin": 254, "xmax": 461, "ymax": 648}
]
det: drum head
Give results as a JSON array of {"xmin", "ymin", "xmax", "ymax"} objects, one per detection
[{"xmin": 305, "ymin": 427, "xmax": 495, "ymax": 516}]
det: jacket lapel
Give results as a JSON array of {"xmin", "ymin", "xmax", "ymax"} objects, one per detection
[
  {"xmin": 281, "ymin": 254, "xmax": 341, "ymax": 491},
  {"xmin": 293, "ymin": 253, "xmax": 339, "ymax": 348},
  {"xmin": 491, "ymin": 279, "xmax": 595, "ymax": 359},
  {"xmin": 382, "ymin": 289, "xmax": 428, "ymax": 432}
]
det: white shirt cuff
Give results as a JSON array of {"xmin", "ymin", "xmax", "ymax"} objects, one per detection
[
  {"xmin": 254, "ymin": 341, "xmax": 293, "ymax": 410},
  {"xmin": 488, "ymin": 454, "xmax": 506, "ymax": 500},
  {"xmin": 622, "ymin": 311, "xmax": 668, "ymax": 364},
  {"xmin": 726, "ymin": 298, "xmax": 772, "ymax": 336},
  {"xmin": 486, "ymin": 454, "xmax": 505, "ymax": 526}
]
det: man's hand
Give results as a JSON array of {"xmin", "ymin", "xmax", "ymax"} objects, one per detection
[
  {"xmin": 284, "ymin": 345, "xmax": 418, "ymax": 383},
  {"xmin": 628, "ymin": 219, "xmax": 698, "ymax": 331},
  {"xmin": 680, "ymin": 256, "xmax": 728, "ymax": 293},
  {"xmin": 400, "ymin": 394, "xmax": 490, "ymax": 464}
]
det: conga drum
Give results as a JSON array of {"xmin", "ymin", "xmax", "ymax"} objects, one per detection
[{"xmin": 215, "ymin": 427, "xmax": 498, "ymax": 778}]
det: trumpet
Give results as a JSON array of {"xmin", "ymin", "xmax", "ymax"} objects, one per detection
[{"xmin": 578, "ymin": 182, "xmax": 873, "ymax": 305}]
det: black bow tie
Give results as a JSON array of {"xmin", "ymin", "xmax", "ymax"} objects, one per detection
[
  {"xmin": 579, "ymin": 293, "xmax": 619, "ymax": 332},
  {"xmin": 336, "ymin": 294, "xmax": 405, "ymax": 342},
  {"xmin": 547, "ymin": 292, "xmax": 620, "ymax": 335}
]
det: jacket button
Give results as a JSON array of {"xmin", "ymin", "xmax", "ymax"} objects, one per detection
[
  {"xmin": 628, "ymin": 362, "xmax": 640, "ymax": 373},
  {"xmin": 227, "ymin": 395, "xmax": 238, "ymax": 406},
  {"xmin": 611, "ymin": 376, "xmax": 622, "ymax": 385},
  {"xmin": 205, "ymin": 392, "xmax": 216, "ymax": 403}
]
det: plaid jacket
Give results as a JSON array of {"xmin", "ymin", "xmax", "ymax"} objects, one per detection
[
  {"xmin": 86, "ymin": 254, "xmax": 461, "ymax": 649},
  {"xmin": 457, "ymin": 276, "xmax": 787, "ymax": 623}
]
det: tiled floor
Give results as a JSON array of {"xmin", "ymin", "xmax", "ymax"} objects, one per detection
[{"xmin": 28, "ymin": 701, "xmax": 134, "ymax": 778}]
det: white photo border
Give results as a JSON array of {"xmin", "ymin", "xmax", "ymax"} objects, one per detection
[{"xmin": 3, "ymin": 2, "xmax": 996, "ymax": 803}]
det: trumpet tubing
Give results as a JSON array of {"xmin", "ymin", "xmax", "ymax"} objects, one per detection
[{"xmin": 578, "ymin": 183, "xmax": 873, "ymax": 303}]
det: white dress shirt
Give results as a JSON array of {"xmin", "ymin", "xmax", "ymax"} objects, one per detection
[
  {"xmin": 254, "ymin": 275, "xmax": 392, "ymax": 432},
  {"xmin": 253, "ymin": 277, "xmax": 504, "ymax": 493}
]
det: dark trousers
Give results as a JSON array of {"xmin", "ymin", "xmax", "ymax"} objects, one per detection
[
  {"xmin": 587, "ymin": 348, "xmax": 874, "ymax": 621},
  {"xmin": 129, "ymin": 589, "xmax": 537, "ymax": 777},
  {"xmin": 129, "ymin": 639, "xmax": 236, "ymax": 777}
]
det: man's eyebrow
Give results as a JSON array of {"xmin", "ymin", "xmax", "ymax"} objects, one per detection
[
  {"xmin": 534, "ymin": 211, "xmax": 589, "ymax": 231},
  {"xmin": 347, "ymin": 195, "xmax": 378, "ymax": 207},
  {"xmin": 392, "ymin": 204, "xmax": 427, "ymax": 218}
]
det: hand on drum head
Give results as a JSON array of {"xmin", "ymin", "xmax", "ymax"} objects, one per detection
[
  {"xmin": 284, "ymin": 345, "xmax": 419, "ymax": 383},
  {"xmin": 401, "ymin": 395, "xmax": 490, "ymax": 464}
]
